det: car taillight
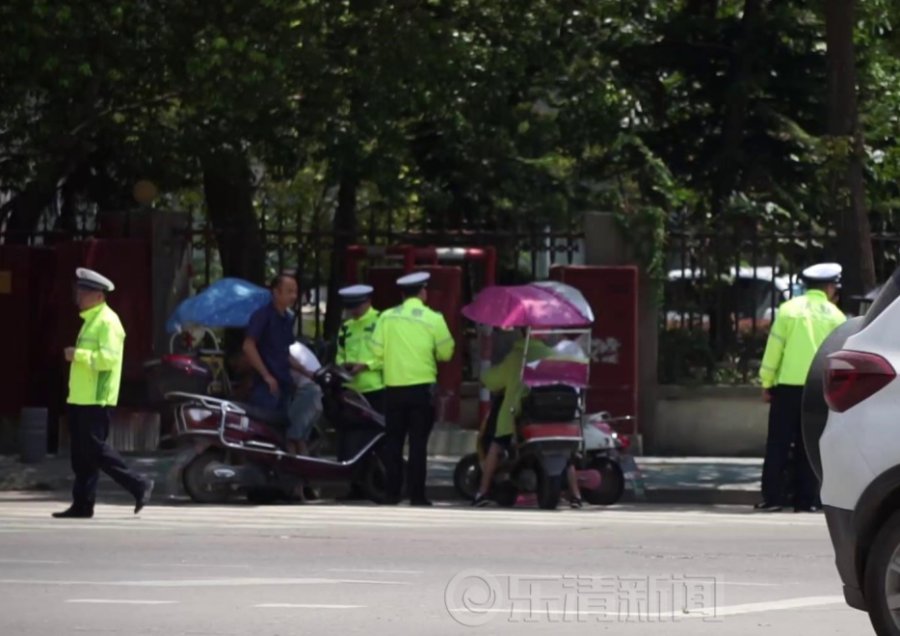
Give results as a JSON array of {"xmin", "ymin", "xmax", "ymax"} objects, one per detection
[{"xmin": 824, "ymin": 350, "xmax": 896, "ymax": 413}]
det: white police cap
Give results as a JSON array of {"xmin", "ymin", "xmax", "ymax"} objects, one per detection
[
  {"xmin": 396, "ymin": 271, "xmax": 430, "ymax": 289},
  {"xmin": 338, "ymin": 284, "xmax": 374, "ymax": 305},
  {"xmin": 75, "ymin": 267, "xmax": 115, "ymax": 292},
  {"xmin": 802, "ymin": 262, "xmax": 842, "ymax": 283}
]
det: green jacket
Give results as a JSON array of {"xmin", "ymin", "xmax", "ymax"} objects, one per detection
[
  {"xmin": 336, "ymin": 307, "xmax": 384, "ymax": 394},
  {"xmin": 481, "ymin": 338, "xmax": 553, "ymax": 438},
  {"xmin": 370, "ymin": 298, "xmax": 454, "ymax": 387},
  {"xmin": 759, "ymin": 290, "xmax": 846, "ymax": 388},
  {"xmin": 68, "ymin": 302, "xmax": 126, "ymax": 406}
]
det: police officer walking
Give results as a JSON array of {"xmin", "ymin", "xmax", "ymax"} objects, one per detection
[
  {"xmin": 335, "ymin": 284, "xmax": 384, "ymax": 500},
  {"xmin": 371, "ymin": 272, "xmax": 454, "ymax": 506},
  {"xmin": 53, "ymin": 268, "xmax": 153, "ymax": 519},
  {"xmin": 756, "ymin": 263, "xmax": 846, "ymax": 513}
]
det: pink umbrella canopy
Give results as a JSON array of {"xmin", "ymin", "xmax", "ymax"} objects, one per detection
[{"xmin": 461, "ymin": 281, "xmax": 594, "ymax": 328}]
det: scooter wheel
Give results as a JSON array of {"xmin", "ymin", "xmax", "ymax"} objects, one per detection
[
  {"xmin": 493, "ymin": 481, "xmax": 518, "ymax": 508},
  {"xmin": 537, "ymin": 472, "xmax": 563, "ymax": 510},
  {"xmin": 182, "ymin": 449, "xmax": 233, "ymax": 504},
  {"xmin": 360, "ymin": 453, "xmax": 390, "ymax": 504},
  {"xmin": 453, "ymin": 453, "xmax": 482, "ymax": 501},
  {"xmin": 581, "ymin": 457, "xmax": 625, "ymax": 506}
]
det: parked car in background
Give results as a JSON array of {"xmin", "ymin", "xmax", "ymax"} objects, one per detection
[{"xmin": 664, "ymin": 266, "xmax": 804, "ymax": 334}]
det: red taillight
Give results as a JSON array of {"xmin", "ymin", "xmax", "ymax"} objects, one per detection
[{"xmin": 824, "ymin": 350, "xmax": 896, "ymax": 413}]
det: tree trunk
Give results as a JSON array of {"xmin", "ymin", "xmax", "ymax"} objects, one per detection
[
  {"xmin": 201, "ymin": 148, "xmax": 266, "ymax": 284},
  {"xmin": 323, "ymin": 171, "xmax": 359, "ymax": 339},
  {"xmin": 711, "ymin": 0, "xmax": 764, "ymax": 216},
  {"xmin": 824, "ymin": 0, "xmax": 876, "ymax": 303}
]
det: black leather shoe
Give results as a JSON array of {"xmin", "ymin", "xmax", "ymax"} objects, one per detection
[
  {"xmin": 753, "ymin": 501, "xmax": 783, "ymax": 512},
  {"xmin": 135, "ymin": 479, "xmax": 154, "ymax": 514},
  {"xmin": 52, "ymin": 506, "xmax": 93, "ymax": 519},
  {"xmin": 794, "ymin": 505, "xmax": 822, "ymax": 513}
]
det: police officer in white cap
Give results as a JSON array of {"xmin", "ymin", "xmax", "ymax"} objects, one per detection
[
  {"xmin": 54, "ymin": 268, "xmax": 153, "ymax": 519},
  {"xmin": 334, "ymin": 284, "xmax": 384, "ymax": 500},
  {"xmin": 756, "ymin": 262, "xmax": 845, "ymax": 513},
  {"xmin": 370, "ymin": 272, "xmax": 454, "ymax": 506}
]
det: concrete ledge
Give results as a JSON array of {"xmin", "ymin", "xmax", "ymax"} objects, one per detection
[{"xmin": 649, "ymin": 384, "xmax": 767, "ymax": 457}]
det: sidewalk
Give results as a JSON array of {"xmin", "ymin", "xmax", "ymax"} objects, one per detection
[{"xmin": 0, "ymin": 453, "xmax": 762, "ymax": 506}]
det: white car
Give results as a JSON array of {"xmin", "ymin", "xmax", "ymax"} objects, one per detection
[{"xmin": 803, "ymin": 270, "xmax": 900, "ymax": 635}]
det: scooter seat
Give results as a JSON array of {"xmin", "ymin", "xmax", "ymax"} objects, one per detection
[{"xmin": 233, "ymin": 402, "xmax": 288, "ymax": 428}]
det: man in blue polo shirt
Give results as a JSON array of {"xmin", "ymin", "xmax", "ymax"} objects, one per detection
[{"xmin": 242, "ymin": 274, "xmax": 298, "ymax": 425}]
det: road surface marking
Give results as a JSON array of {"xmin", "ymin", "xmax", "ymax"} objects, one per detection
[
  {"xmin": 685, "ymin": 595, "xmax": 846, "ymax": 618},
  {"xmin": 65, "ymin": 599, "xmax": 177, "ymax": 605},
  {"xmin": 255, "ymin": 604, "xmax": 365, "ymax": 609},
  {"xmin": 0, "ymin": 577, "xmax": 412, "ymax": 588},
  {"xmin": 327, "ymin": 568, "xmax": 422, "ymax": 575},
  {"xmin": 448, "ymin": 595, "xmax": 846, "ymax": 620},
  {"xmin": 0, "ymin": 558, "xmax": 66, "ymax": 565}
]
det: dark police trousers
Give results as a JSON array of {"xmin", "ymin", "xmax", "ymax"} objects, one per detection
[
  {"xmin": 384, "ymin": 384, "xmax": 434, "ymax": 501},
  {"xmin": 68, "ymin": 405, "xmax": 145, "ymax": 512},
  {"xmin": 761, "ymin": 386, "xmax": 818, "ymax": 507},
  {"xmin": 337, "ymin": 389, "xmax": 385, "ymax": 463}
]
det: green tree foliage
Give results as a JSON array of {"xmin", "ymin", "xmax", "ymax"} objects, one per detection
[{"xmin": 1, "ymin": 0, "xmax": 898, "ymax": 325}]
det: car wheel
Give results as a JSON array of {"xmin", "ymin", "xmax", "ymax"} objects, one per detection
[{"xmin": 865, "ymin": 510, "xmax": 900, "ymax": 635}]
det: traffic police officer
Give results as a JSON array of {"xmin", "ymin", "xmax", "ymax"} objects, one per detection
[
  {"xmin": 336, "ymin": 285, "xmax": 385, "ymax": 413},
  {"xmin": 371, "ymin": 272, "xmax": 454, "ymax": 506},
  {"xmin": 756, "ymin": 262, "xmax": 846, "ymax": 513},
  {"xmin": 335, "ymin": 284, "xmax": 384, "ymax": 500},
  {"xmin": 54, "ymin": 268, "xmax": 153, "ymax": 519}
]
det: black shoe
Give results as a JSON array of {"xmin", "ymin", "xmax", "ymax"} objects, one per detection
[
  {"xmin": 410, "ymin": 499, "xmax": 433, "ymax": 507},
  {"xmin": 570, "ymin": 497, "xmax": 583, "ymax": 509},
  {"xmin": 52, "ymin": 506, "xmax": 93, "ymax": 519},
  {"xmin": 472, "ymin": 494, "xmax": 490, "ymax": 508},
  {"xmin": 794, "ymin": 505, "xmax": 822, "ymax": 513},
  {"xmin": 135, "ymin": 479, "xmax": 154, "ymax": 515},
  {"xmin": 753, "ymin": 501, "xmax": 782, "ymax": 512},
  {"xmin": 303, "ymin": 486, "xmax": 320, "ymax": 501}
]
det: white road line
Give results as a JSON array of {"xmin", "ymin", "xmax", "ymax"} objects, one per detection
[
  {"xmin": 0, "ymin": 559, "xmax": 67, "ymax": 565},
  {"xmin": 448, "ymin": 595, "xmax": 846, "ymax": 620},
  {"xmin": 327, "ymin": 568, "xmax": 422, "ymax": 575},
  {"xmin": 255, "ymin": 603, "xmax": 365, "ymax": 609},
  {"xmin": 0, "ymin": 577, "xmax": 412, "ymax": 588},
  {"xmin": 65, "ymin": 599, "xmax": 178, "ymax": 605},
  {"xmin": 685, "ymin": 595, "xmax": 846, "ymax": 618}
]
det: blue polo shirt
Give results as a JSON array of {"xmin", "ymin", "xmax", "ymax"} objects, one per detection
[{"xmin": 245, "ymin": 302, "xmax": 295, "ymax": 390}]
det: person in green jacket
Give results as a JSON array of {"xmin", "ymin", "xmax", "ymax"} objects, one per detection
[
  {"xmin": 334, "ymin": 284, "xmax": 384, "ymax": 500},
  {"xmin": 53, "ymin": 268, "xmax": 153, "ymax": 519},
  {"xmin": 756, "ymin": 263, "xmax": 846, "ymax": 513},
  {"xmin": 472, "ymin": 330, "xmax": 583, "ymax": 508},
  {"xmin": 371, "ymin": 272, "xmax": 454, "ymax": 506}
]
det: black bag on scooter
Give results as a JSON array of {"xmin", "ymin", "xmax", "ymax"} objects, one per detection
[{"xmin": 521, "ymin": 385, "xmax": 579, "ymax": 422}]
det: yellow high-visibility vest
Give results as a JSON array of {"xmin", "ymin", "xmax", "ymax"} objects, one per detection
[
  {"xmin": 336, "ymin": 306, "xmax": 385, "ymax": 394},
  {"xmin": 759, "ymin": 290, "xmax": 846, "ymax": 388},
  {"xmin": 67, "ymin": 302, "xmax": 126, "ymax": 406},
  {"xmin": 370, "ymin": 298, "xmax": 454, "ymax": 387}
]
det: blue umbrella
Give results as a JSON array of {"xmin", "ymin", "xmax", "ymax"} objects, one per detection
[{"xmin": 165, "ymin": 278, "xmax": 271, "ymax": 333}]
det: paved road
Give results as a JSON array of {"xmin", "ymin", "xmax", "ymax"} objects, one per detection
[{"xmin": 0, "ymin": 494, "xmax": 873, "ymax": 635}]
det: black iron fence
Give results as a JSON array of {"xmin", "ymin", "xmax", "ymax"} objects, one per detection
[
  {"xmin": 182, "ymin": 206, "xmax": 586, "ymax": 341},
  {"xmin": 661, "ymin": 224, "xmax": 900, "ymax": 385}
]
